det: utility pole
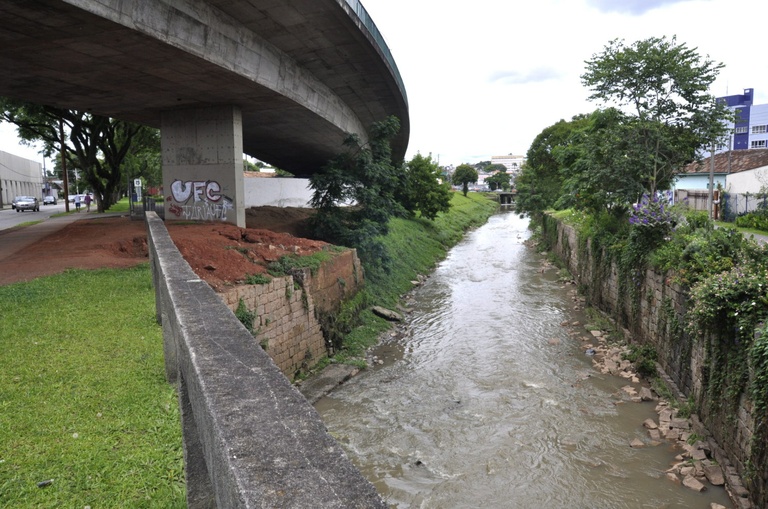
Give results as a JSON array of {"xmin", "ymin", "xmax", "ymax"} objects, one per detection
[
  {"xmin": 708, "ymin": 140, "xmax": 715, "ymax": 220},
  {"xmin": 60, "ymin": 118, "xmax": 70, "ymax": 213}
]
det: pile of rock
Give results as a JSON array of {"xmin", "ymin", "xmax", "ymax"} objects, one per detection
[
  {"xmin": 644, "ymin": 403, "xmax": 724, "ymax": 492},
  {"xmin": 647, "ymin": 401, "xmax": 754, "ymax": 508},
  {"xmin": 580, "ymin": 326, "xmax": 753, "ymax": 509}
]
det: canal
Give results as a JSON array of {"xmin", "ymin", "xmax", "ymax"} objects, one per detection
[{"xmin": 316, "ymin": 210, "xmax": 733, "ymax": 508}]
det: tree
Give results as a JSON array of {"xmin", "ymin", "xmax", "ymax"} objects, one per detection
[
  {"xmin": 473, "ymin": 161, "xmax": 491, "ymax": 172},
  {"xmin": 485, "ymin": 171, "xmax": 511, "ymax": 191},
  {"xmin": 581, "ymin": 36, "xmax": 732, "ymax": 196},
  {"xmin": 310, "ymin": 116, "xmax": 404, "ymax": 274},
  {"xmin": 0, "ymin": 98, "xmax": 149, "ymax": 211},
  {"xmin": 396, "ymin": 153, "xmax": 452, "ymax": 220},
  {"xmin": 485, "ymin": 163, "xmax": 508, "ymax": 174},
  {"xmin": 514, "ymin": 115, "xmax": 589, "ymax": 217},
  {"xmin": 120, "ymin": 127, "xmax": 161, "ymax": 189},
  {"xmin": 451, "ymin": 164, "xmax": 478, "ymax": 197},
  {"xmin": 554, "ymin": 108, "xmax": 646, "ymax": 214}
]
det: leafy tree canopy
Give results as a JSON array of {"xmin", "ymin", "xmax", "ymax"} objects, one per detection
[
  {"xmin": 485, "ymin": 163, "xmax": 508, "ymax": 174},
  {"xmin": 310, "ymin": 116, "xmax": 404, "ymax": 275},
  {"xmin": 451, "ymin": 164, "xmax": 478, "ymax": 197},
  {"xmin": 473, "ymin": 161, "xmax": 492, "ymax": 171},
  {"xmin": 485, "ymin": 171, "xmax": 511, "ymax": 191},
  {"xmin": 396, "ymin": 153, "xmax": 452, "ymax": 221},
  {"xmin": 581, "ymin": 35, "xmax": 732, "ymax": 195},
  {"xmin": 0, "ymin": 97, "xmax": 151, "ymax": 211},
  {"xmin": 514, "ymin": 115, "xmax": 589, "ymax": 217}
]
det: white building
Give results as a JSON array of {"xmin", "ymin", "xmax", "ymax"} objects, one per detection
[
  {"xmin": 0, "ymin": 150, "xmax": 43, "ymax": 208},
  {"xmin": 491, "ymin": 154, "xmax": 526, "ymax": 175}
]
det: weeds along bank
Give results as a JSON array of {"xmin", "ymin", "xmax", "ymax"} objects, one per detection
[{"xmin": 539, "ymin": 211, "xmax": 768, "ymax": 509}]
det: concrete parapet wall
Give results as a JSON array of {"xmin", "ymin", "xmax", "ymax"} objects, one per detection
[
  {"xmin": 545, "ymin": 217, "xmax": 762, "ymax": 509},
  {"xmin": 145, "ymin": 212, "xmax": 385, "ymax": 508}
]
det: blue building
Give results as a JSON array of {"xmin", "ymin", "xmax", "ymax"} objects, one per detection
[{"xmin": 717, "ymin": 88, "xmax": 768, "ymax": 152}]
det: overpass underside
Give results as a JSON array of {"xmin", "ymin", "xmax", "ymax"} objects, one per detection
[{"xmin": 0, "ymin": 0, "xmax": 409, "ymax": 227}]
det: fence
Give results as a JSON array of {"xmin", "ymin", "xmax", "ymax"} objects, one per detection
[
  {"xmin": 674, "ymin": 189, "xmax": 768, "ymax": 222},
  {"xmin": 722, "ymin": 192, "xmax": 768, "ymax": 221}
]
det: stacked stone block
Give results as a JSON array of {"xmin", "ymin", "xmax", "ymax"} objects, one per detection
[
  {"xmin": 218, "ymin": 250, "xmax": 363, "ymax": 379},
  {"xmin": 547, "ymin": 218, "xmax": 761, "ymax": 509}
]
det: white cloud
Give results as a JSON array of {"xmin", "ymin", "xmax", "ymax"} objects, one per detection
[
  {"xmin": 489, "ymin": 68, "xmax": 562, "ymax": 85},
  {"xmin": 585, "ymin": 0, "xmax": 704, "ymax": 15},
  {"xmin": 363, "ymin": 0, "xmax": 768, "ymax": 166}
]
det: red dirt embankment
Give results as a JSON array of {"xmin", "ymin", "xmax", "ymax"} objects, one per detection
[{"xmin": 0, "ymin": 206, "xmax": 320, "ymax": 288}]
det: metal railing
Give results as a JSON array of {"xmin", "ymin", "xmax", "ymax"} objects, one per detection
[{"xmin": 343, "ymin": 0, "xmax": 408, "ymax": 106}]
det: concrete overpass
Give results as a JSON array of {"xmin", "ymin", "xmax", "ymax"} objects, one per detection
[{"xmin": 0, "ymin": 0, "xmax": 409, "ymax": 226}]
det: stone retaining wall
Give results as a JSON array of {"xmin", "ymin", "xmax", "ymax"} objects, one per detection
[
  {"xmin": 545, "ymin": 216, "xmax": 763, "ymax": 509},
  {"xmin": 218, "ymin": 249, "xmax": 363, "ymax": 378},
  {"xmin": 145, "ymin": 212, "xmax": 385, "ymax": 508}
]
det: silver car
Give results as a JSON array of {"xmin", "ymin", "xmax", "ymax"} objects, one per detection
[{"xmin": 15, "ymin": 196, "xmax": 40, "ymax": 212}]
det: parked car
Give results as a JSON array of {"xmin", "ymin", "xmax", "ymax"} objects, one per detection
[
  {"xmin": 43, "ymin": 195, "xmax": 57, "ymax": 205},
  {"xmin": 15, "ymin": 196, "xmax": 40, "ymax": 212}
]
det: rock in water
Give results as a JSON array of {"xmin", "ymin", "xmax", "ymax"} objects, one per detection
[{"xmin": 371, "ymin": 306, "xmax": 403, "ymax": 322}]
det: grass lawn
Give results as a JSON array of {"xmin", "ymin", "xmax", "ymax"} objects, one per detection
[{"xmin": 0, "ymin": 265, "xmax": 184, "ymax": 508}]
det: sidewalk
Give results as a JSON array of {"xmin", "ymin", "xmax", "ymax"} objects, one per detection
[{"xmin": 0, "ymin": 211, "xmax": 124, "ymax": 263}]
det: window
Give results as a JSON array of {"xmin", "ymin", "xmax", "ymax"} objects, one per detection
[
  {"xmin": 751, "ymin": 140, "xmax": 767, "ymax": 149},
  {"xmin": 734, "ymin": 126, "xmax": 748, "ymax": 134},
  {"xmin": 752, "ymin": 125, "xmax": 767, "ymax": 134}
]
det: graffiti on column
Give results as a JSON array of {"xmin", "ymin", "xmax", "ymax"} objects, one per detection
[{"xmin": 167, "ymin": 179, "xmax": 233, "ymax": 220}]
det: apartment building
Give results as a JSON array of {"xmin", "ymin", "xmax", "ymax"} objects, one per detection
[{"xmin": 717, "ymin": 88, "xmax": 768, "ymax": 152}]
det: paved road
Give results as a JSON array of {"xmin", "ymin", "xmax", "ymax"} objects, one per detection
[
  {"xmin": 0, "ymin": 205, "xmax": 118, "ymax": 263},
  {"xmin": 0, "ymin": 201, "xmax": 68, "ymax": 230}
]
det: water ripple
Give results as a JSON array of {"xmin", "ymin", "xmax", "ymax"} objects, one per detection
[{"xmin": 317, "ymin": 211, "xmax": 732, "ymax": 509}]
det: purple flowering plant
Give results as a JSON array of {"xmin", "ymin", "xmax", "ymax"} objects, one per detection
[
  {"xmin": 628, "ymin": 192, "xmax": 679, "ymax": 246},
  {"xmin": 629, "ymin": 192, "xmax": 677, "ymax": 228}
]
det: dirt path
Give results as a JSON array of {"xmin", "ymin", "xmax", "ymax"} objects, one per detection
[{"xmin": 0, "ymin": 207, "xmax": 320, "ymax": 288}]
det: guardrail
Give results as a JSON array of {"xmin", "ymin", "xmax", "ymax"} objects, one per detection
[
  {"xmin": 343, "ymin": 0, "xmax": 408, "ymax": 106},
  {"xmin": 145, "ymin": 212, "xmax": 386, "ymax": 508}
]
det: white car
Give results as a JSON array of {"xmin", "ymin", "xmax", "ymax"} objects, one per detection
[{"xmin": 15, "ymin": 196, "xmax": 40, "ymax": 212}]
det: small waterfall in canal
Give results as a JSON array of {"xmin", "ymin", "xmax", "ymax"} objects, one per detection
[{"xmin": 316, "ymin": 210, "xmax": 733, "ymax": 509}]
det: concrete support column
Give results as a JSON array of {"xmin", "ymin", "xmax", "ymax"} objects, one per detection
[{"xmin": 161, "ymin": 106, "xmax": 245, "ymax": 227}]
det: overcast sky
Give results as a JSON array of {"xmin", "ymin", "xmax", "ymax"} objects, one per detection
[
  {"xmin": 361, "ymin": 0, "xmax": 768, "ymax": 167},
  {"xmin": 1, "ymin": 0, "xmax": 766, "ymax": 169}
]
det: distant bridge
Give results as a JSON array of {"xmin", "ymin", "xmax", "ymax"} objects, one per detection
[{"xmin": 0, "ymin": 0, "xmax": 409, "ymax": 226}]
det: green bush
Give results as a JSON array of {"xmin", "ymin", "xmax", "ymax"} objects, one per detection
[
  {"xmin": 267, "ymin": 251, "xmax": 332, "ymax": 277},
  {"xmin": 623, "ymin": 343, "xmax": 658, "ymax": 378},
  {"xmin": 244, "ymin": 273, "xmax": 271, "ymax": 285},
  {"xmin": 735, "ymin": 210, "xmax": 768, "ymax": 232},
  {"xmin": 650, "ymin": 214, "xmax": 747, "ymax": 285},
  {"xmin": 235, "ymin": 298, "xmax": 257, "ymax": 334}
]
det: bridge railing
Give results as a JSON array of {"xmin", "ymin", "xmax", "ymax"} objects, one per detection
[
  {"xmin": 344, "ymin": 0, "xmax": 408, "ymax": 105},
  {"xmin": 145, "ymin": 212, "xmax": 386, "ymax": 508}
]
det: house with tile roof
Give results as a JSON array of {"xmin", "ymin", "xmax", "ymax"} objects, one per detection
[{"xmin": 675, "ymin": 148, "xmax": 768, "ymax": 218}]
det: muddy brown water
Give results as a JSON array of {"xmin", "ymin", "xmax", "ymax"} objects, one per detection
[{"xmin": 316, "ymin": 210, "xmax": 733, "ymax": 509}]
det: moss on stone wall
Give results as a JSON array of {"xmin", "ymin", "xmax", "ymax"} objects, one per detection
[{"xmin": 540, "ymin": 212, "xmax": 768, "ymax": 508}]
